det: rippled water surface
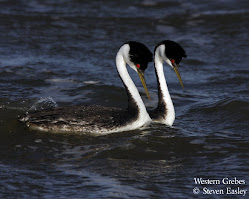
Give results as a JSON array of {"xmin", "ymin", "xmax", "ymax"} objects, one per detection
[{"xmin": 1, "ymin": 0, "xmax": 249, "ymax": 198}]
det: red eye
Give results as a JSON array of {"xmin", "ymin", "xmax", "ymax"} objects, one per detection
[
  {"xmin": 136, "ymin": 64, "xmax": 140, "ymax": 68},
  {"xmin": 171, "ymin": 59, "xmax": 175, "ymax": 64}
]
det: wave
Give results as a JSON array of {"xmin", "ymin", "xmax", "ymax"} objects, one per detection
[{"xmin": 186, "ymin": 98, "xmax": 249, "ymax": 134}]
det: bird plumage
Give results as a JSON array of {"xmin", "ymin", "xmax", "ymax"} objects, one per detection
[{"xmin": 22, "ymin": 41, "xmax": 153, "ymax": 134}]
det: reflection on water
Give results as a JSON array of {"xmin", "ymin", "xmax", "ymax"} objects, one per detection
[{"xmin": 0, "ymin": 0, "xmax": 249, "ymax": 198}]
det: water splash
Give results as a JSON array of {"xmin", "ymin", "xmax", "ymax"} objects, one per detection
[{"xmin": 29, "ymin": 97, "xmax": 57, "ymax": 111}]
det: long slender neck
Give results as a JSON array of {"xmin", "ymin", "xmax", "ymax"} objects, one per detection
[
  {"xmin": 116, "ymin": 45, "xmax": 151, "ymax": 122},
  {"xmin": 154, "ymin": 47, "xmax": 175, "ymax": 126}
]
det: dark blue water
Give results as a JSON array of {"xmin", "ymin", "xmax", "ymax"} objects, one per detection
[{"xmin": 0, "ymin": 0, "xmax": 249, "ymax": 198}]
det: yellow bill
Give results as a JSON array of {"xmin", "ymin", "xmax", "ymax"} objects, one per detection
[
  {"xmin": 173, "ymin": 66, "xmax": 184, "ymax": 89},
  {"xmin": 137, "ymin": 69, "xmax": 150, "ymax": 101}
]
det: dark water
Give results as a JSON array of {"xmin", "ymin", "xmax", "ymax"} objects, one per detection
[{"xmin": 1, "ymin": 0, "xmax": 249, "ymax": 198}]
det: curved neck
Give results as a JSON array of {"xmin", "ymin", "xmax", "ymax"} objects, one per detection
[
  {"xmin": 116, "ymin": 45, "xmax": 150, "ymax": 120},
  {"xmin": 154, "ymin": 47, "xmax": 175, "ymax": 126}
]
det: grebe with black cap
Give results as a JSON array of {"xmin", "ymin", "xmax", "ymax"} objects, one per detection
[
  {"xmin": 149, "ymin": 40, "xmax": 187, "ymax": 126},
  {"xmin": 22, "ymin": 41, "xmax": 153, "ymax": 134}
]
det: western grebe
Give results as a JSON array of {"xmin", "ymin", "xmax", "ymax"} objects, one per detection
[
  {"xmin": 22, "ymin": 41, "xmax": 153, "ymax": 134},
  {"xmin": 149, "ymin": 40, "xmax": 187, "ymax": 126}
]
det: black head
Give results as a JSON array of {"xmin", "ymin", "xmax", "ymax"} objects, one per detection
[
  {"xmin": 154, "ymin": 40, "xmax": 187, "ymax": 65},
  {"xmin": 124, "ymin": 41, "xmax": 153, "ymax": 72},
  {"xmin": 154, "ymin": 40, "xmax": 186, "ymax": 89}
]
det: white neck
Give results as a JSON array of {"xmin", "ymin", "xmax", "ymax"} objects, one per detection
[
  {"xmin": 154, "ymin": 45, "xmax": 175, "ymax": 126},
  {"xmin": 115, "ymin": 44, "xmax": 151, "ymax": 127}
]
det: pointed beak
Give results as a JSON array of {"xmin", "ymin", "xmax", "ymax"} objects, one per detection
[
  {"xmin": 172, "ymin": 63, "xmax": 184, "ymax": 89},
  {"xmin": 137, "ymin": 68, "xmax": 150, "ymax": 100}
]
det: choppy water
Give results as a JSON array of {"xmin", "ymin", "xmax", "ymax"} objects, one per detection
[{"xmin": 1, "ymin": 0, "xmax": 249, "ymax": 198}]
